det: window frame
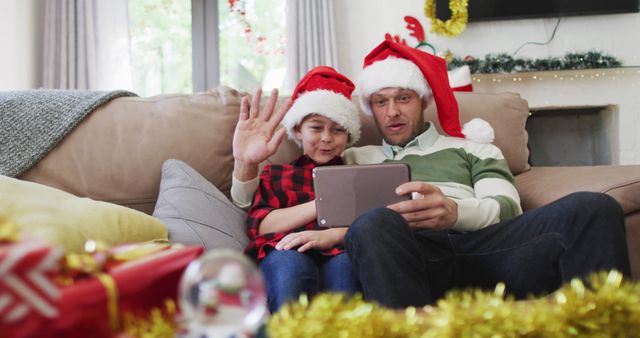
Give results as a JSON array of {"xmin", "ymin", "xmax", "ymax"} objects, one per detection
[{"xmin": 191, "ymin": 0, "xmax": 219, "ymax": 91}]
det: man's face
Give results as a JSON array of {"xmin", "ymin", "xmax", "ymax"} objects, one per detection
[{"xmin": 370, "ymin": 88, "xmax": 426, "ymax": 147}]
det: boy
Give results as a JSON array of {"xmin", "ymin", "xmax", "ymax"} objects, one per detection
[{"xmin": 243, "ymin": 66, "xmax": 362, "ymax": 312}]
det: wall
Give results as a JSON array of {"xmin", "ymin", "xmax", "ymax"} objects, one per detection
[
  {"xmin": 335, "ymin": 0, "xmax": 640, "ymax": 80},
  {"xmin": 0, "ymin": 0, "xmax": 43, "ymax": 90}
]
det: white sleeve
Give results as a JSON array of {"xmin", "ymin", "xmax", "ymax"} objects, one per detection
[
  {"xmin": 453, "ymin": 198, "xmax": 501, "ymax": 232},
  {"xmin": 452, "ymin": 178, "xmax": 522, "ymax": 232},
  {"xmin": 230, "ymin": 174, "xmax": 260, "ymax": 210}
]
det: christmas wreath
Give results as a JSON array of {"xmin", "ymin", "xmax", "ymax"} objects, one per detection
[
  {"xmin": 448, "ymin": 51, "xmax": 623, "ymax": 73},
  {"xmin": 424, "ymin": 0, "xmax": 469, "ymax": 37}
]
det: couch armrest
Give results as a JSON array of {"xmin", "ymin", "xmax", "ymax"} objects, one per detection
[
  {"xmin": 517, "ymin": 165, "xmax": 640, "ymax": 280},
  {"xmin": 515, "ymin": 166, "xmax": 640, "ymax": 214}
]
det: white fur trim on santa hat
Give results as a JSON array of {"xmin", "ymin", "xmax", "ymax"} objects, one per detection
[
  {"xmin": 282, "ymin": 89, "xmax": 361, "ymax": 146},
  {"xmin": 357, "ymin": 57, "xmax": 430, "ymax": 115},
  {"xmin": 448, "ymin": 65, "xmax": 472, "ymax": 90},
  {"xmin": 462, "ymin": 118, "xmax": 494, "ymax": 143}
]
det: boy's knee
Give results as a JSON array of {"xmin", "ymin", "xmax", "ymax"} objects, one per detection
[{"xmin": 261, "ymin": 250, "xmax": 315, "ymax": 275}]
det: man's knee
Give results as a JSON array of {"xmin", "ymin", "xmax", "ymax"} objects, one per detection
[
  {"xmin": 346, "ymin": 207, "xmax": 405, "ymax": 244},
  {"xmin": 558, "ymin": 192, "xmax": 628, "ymax": 253},
  {"xmin": 563, "ymin": 191, "xmax": 623, "ymax": 215},
  {"xmin": 566, "ymin": 192, "xmax": 624, "ymax": 229}
]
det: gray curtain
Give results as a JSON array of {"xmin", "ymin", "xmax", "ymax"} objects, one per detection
[
  {"xmin": 285, "ymin": 0, "xmax": 338, "ymax": 92},
  {"xmin": 43, "ymin": 0, "xmax": 131, "ymax": 90}
]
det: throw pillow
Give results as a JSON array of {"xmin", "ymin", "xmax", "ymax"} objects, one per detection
[
  {"xmin": 0, "ymin": 175, "xmax": 168, "ymax": 253},
  {"xmin": 153, "ymin": 159, "xmax": 249, "ymax": 251}
]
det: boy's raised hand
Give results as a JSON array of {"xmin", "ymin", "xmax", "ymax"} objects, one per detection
[{"xmin": 232, "ymin": 88, "xmax": 292, "ymax": 181}]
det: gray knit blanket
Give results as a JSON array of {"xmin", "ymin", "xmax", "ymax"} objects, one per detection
[{"xmin": 0, "ymin": 90, "xmax": 137, "ymax": 177}]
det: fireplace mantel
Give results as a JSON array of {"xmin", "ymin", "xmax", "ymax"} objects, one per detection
[{"xmin": 472, "ymin": 67, "xmax": 640, "ymax": 165}]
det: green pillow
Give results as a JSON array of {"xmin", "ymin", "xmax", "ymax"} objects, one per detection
[{"xmin": 0, "ymin": 175, "xmax": 168, "ymax": 253}]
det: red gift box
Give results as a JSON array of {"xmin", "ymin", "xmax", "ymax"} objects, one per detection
[
  {"xmin": 0, "ymin": 239, "xmax": 63, "ymax": 338},
  {"xmin": 1, "ymin": 240, "xmax": 203, "ymax": 338}
]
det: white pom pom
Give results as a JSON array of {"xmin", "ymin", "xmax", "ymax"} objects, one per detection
[{"xmin": 462, "ymin": 118, "xmax": 494, "ymax": 143}]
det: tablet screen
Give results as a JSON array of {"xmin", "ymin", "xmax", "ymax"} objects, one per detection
[{"xmin": 312, "ymin": 163, "xmax": 411, "ymax": 227}]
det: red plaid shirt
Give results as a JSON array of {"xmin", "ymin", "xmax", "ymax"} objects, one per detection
[{"xmin": 245, "ymin": 155, "xmax": 345, "ymax": 262}]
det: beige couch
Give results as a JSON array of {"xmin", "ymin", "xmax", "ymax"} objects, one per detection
[{"xmin": 19, "ymin": 86, "xmax": 640, "ymax": 279}]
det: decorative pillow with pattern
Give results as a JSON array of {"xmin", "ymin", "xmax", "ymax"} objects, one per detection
[{"xmin": 153, "ymin": 159, "xmax": 249, "ymax": 251}]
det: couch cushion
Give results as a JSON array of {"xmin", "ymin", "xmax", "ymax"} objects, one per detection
[
  {"xmin": 19, "ymin": 86, "xmax": 242, "ymax": 214},
  {"xmin": 0, "ymin": 175, "xmax": 168, "ymax": 253},
  {"xmin": 152, "ymin": 159, "xmax": 248, "ymax": 251},
  {"xmin": 438, "ymin": 92, "xmax": 531, "ymax": 175},
  {"xmin": 516, "ymin": 165, "xmax": 640, "ymax": 214}
]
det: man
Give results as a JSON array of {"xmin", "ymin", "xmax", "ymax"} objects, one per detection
[{"xmin": 231, "ymin": 40, "xmax": 631, "ymax": 309}]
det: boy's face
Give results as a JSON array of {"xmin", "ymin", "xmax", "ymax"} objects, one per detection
[
  {"xmin": 294, "ymin": 114, "xmax": 349, "ymax": 164},
  {"xmin": 370, "ymin": 88, "xmax": 426, "ymax": 147}
]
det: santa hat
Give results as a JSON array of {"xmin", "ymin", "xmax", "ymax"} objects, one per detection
[
  {"xmin": 357, "ymin": 40, "xmax": 493, "ymax": 143},
  {"xmin": 282, "ymin": 66, "xmax": 361, "ymax": 146}
]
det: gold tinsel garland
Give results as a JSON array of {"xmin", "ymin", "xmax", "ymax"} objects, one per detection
[
  {"xmin": 424, "ymin": 0, "xmax": 469, "ymax": 37},
  {"xmin": 122, "ymin": 299, "xmax": 178, "ymax": 338},
  {"xmin": 269, "ymin": 271, "xmax": 640, "ymax": 338},
  {"xmin": 111, "ymin": 271, "xmax": 640, "ymax": 337}
]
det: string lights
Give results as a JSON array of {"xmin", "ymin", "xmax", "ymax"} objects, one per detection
[{"xmin": 471, "ymin": 67, "xmax": 640, "ymax": 84}]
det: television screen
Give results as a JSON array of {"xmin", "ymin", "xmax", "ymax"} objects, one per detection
[{"xmin": 434, "ymin": 0, "xmax": 640, "ymax": 22}]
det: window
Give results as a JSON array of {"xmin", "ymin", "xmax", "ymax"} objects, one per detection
[
  {"xmin": 218, "ymin": 0, "xmax": 286, "ymax": 92},
  {"xmin": 129, "ymin": 0, "xmax": 285, "ymax": 97},
  {"xmin": 129, "ymin": 0, "xmax": 192, "ymax": 96}
]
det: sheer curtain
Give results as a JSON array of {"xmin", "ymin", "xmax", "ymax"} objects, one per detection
[
  {"xmin": 285, "ymin": 0, "xmax": 338, "ymax": 92},
  {"xmin": 42, "ymin": 0, "xmax": 132, "ymax": 90}
]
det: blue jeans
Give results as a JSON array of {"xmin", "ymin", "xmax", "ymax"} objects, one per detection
[
  {"xmin": 344, "ymin": 192, "xmax": 631, "ymax": 308},
  {"xmin": 259, "ymin": 250, "xmax": 360, "ymax": 313}
]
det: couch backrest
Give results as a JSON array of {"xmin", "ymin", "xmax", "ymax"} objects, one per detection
[
  {"xmin": 20, "ymin": 87, "xmax": 530, "ymax": 214},
  {"xmin": 20, "ymin": 87, "xmax": 243, "ymax": 214}
]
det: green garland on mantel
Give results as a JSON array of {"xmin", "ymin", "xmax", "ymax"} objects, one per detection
[{"xmin": 448, "ymin": 51, "xmax": 622, "ymax": 74}]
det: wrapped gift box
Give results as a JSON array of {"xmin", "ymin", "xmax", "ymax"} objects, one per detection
[{"xmin": 1, "ymin": 239, "xmax": 203, "ymax": 337}]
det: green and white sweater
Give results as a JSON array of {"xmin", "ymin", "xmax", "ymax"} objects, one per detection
[{"xmin": 342, "ymin": 123, "xmax": 522, "ymax": 232}]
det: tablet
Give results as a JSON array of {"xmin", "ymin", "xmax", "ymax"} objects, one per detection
[{"xmin": 312, "ymin": 163, "xmax": 411, "ymax": 227}]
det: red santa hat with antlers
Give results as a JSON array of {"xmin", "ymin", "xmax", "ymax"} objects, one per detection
[{"xmin": 357, "ymin": 40, "xmax": 493, "ymax": 143}]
